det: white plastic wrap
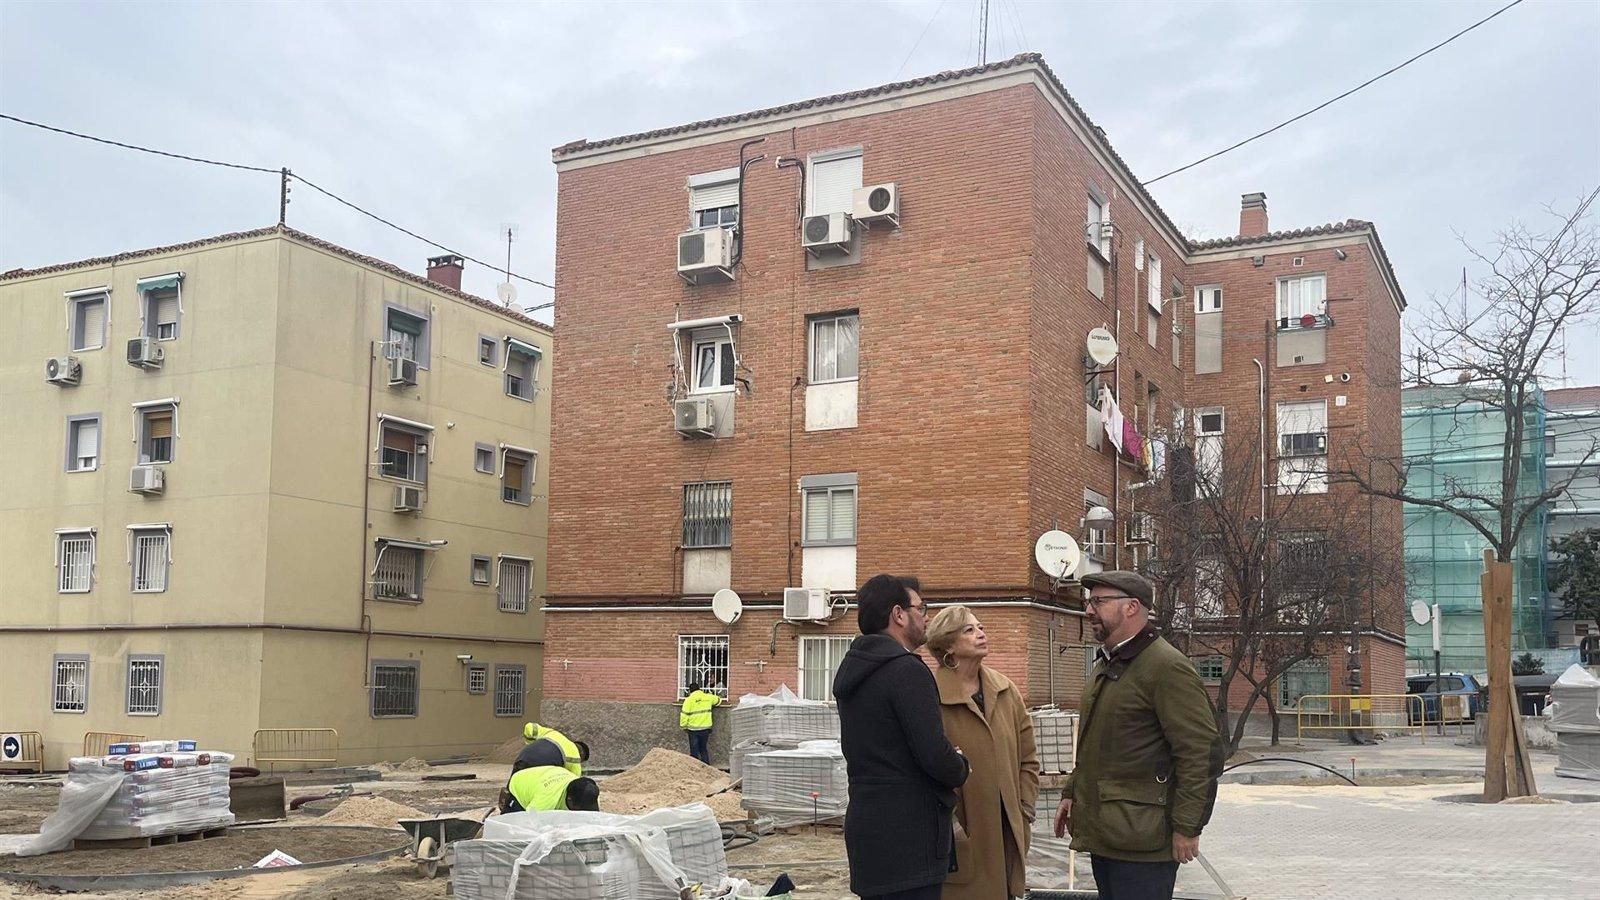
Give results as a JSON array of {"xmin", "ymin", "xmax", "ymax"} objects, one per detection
[
  {"xmin": 730, "ymin": 685, "xmax": 840, "ymax": 747},
  {"xmin": 1554, "ymin": 731, "xmax": 1600, "ymax": 781},
  {"xmin": 485, "ymin": 804, "xmax": 727, "ymax": 889},
  {"xmin": 1029, "ymin": 707, "xmax": 1079, "ymax": 775},
  {"xmin": 741, "ymin": 740, "xmax": 848, "ymax": 826},
  {"xmin": 1549, "ymin": 664, "xmax": 1600, "ymax": 734},
  {"xmin": 458, "ymin": 810, "xmax": 706, "ymax": 900},
  {"xmin": 729, "ymin": 739, "xmax": 795, "ymax": 781},
  {"xmin": 4, "ymin": 766, "xmax": 124, "ymax": 857},
  {"xmin": 73, "ymin": 742, "xmax": 234, "ymax": 841}
]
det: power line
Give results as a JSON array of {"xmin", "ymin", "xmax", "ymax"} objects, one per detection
[
  {"xmin": 895, "ymin": 0, "xmax": 949, "ymax": 80},
  {"xmin": 0, "ymin": 112, "xmax": 278, "ymax": 173},
  {"xmin": 290, "ymin": 174, "xmax": 554, "ymax": 291},
  {"xmin": 0, "ymin": 112, "xmax": 555, "ymax": 292},
  {"xmin": 1143, "ymin": 0, "xmax": 1528, "ymax": 186}
]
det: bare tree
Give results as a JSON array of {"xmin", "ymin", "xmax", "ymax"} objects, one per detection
[
  {"xmin": 1137, "ymin": 429, "xmax": 1401, "ymax": 753},
  {"xmin": 1346, "ymin": 193, "xmax": 1600, "ymax": 800}
]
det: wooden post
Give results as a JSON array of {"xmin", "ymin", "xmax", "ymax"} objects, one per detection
[{"xmin": 1480, "ymin": 549, "xmax": 1537, "ymax": 801}]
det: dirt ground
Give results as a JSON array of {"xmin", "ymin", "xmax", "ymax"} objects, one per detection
[{"xmin": 0, "ymin": 826, "xmax": 402, "ymax": 876}]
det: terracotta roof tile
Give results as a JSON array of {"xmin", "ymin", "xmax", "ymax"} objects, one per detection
[
  {"xmin": 1, "ymin": 225, "xmax": 553, "ymax": 333},
  {"xmin": 1189, "ymin": 219, "xmax": 1373, "ymax": 251}
]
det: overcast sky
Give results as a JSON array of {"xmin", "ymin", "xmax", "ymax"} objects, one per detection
[{"xmin": 3, "ymin": 1, "xmax": 1597, "ymax": 378}]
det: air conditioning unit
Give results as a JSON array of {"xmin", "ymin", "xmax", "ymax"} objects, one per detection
[
  {"xmin": 1280, "ymin": 432, "xmax": 1327, "ymax": 457},
  {"xmin": 45, "ymin": 356, "xmax": 82, "ymax": 386},
  {"xmin": 1085, "ymin": 221, "xmax": 1114, "ymax": 247},
  {"xmin": 853, "ymin": 183, "xmax": 899, "ymax": 226},
  {"xmin": 802, "ymin": 212, "xmax": 853, "ymax": 255},
  {"xmin": 129, "ymin": 465, "xmax": 165, "ymax": 495},
  {"xmin": 783, "ymin": 587, "xmax": 830, "ymax": 621},
  {"xmin": 393, "ymin": 484, "xmax": 424, "ymax": 513},
  {"xmin": 389, "ymin": 356, "xmax": 418, "ymax": 387},
  {"xmin": 126, "ymin": 337, "xmax": 164, "ymax": 369},
  {"xmin": 677, "ymin": 227, "xmax": 736, "ymax": 283},
  {"xmin": 674, "ymin": 398, "xmax": 715, "ymax": 437}
]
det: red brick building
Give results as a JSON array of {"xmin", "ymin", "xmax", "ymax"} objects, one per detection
[{"xmin": 542, "ymin": 54, "xmax": 1407, "ymax": 765}]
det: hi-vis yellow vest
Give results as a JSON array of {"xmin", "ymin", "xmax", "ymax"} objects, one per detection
[
  {"xmin": 508, "ymin": 765, "xmax": 578, "ymax": 812},
  {"xmin": 680, "ymin": 690, "xmax": 722, "ymax": 730},
  {"xmin": 522, "ymin": 723, "xmax": 583, "ymax": 775}
]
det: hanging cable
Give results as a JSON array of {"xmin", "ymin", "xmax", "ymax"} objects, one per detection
[
  {"xmin": 1143, "ymin": 0, "xmax": 1528, "ymax": 186},
  {"xmin": 0, "ymin": 113, "xmax": 278, "ymax": 173}
]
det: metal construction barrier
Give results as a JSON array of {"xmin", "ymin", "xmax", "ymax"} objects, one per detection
[
  {"xmin": 83, "ymin": 731, "xmax": 145, "ymax": 757},
  {"xmin": 0, "ymin": 731, "xmax": 45, "ymax": 773},
  {"xmin": 1295, "ymin": 694, "xmax": 1427, "ymax": 742},
  {"xmin": 253, "ymin": 728, "xmax": 339, "ymax": 770}
]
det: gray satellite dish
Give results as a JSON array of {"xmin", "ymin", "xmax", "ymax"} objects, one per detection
[
  {"xmin": 497, "ymin": 283, "xmax": 518, "ymax": 306},
  {"xmin": 1034, "ymin": 530, "xmax": 1082, "ymax": 581},
  {"xmin": 1410, "ymin": 600, "xmax": 1431, "ymax": 626},
  {"xmin": 712, "ymin": 589, "xmax": 743, "ymax": 625}
]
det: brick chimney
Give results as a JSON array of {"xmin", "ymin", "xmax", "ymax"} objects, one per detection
[
  {"xmin": 426, "ymin": 254, "xmax": 464, "ymax": 291},
  {"xmin": 1239, "ymin": 192, "xmax": 1269, "ymax": 238}
]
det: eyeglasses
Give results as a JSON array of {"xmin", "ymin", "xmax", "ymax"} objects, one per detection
[
  {"xmin": 903, "ymin": 601, "xmax": 929, "ymax": 616},
  {"xmin": 1085, "ymin": 595, "xmax": 1139, "ymax": 608}
]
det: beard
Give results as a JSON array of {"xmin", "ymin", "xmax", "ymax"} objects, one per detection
[{"xmin": 1090, "ymin": 618, "xmax": 1109, "ymax": 641}]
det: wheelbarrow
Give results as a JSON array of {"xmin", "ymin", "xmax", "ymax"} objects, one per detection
[{"xmin": 399, "ymin": 815, "xmax": 483, "ymax": 877}]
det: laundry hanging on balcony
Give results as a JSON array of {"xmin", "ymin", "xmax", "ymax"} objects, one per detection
[{"xmin": 1098, "ymin": 386, "xmax": 1125, "ymax": 455}]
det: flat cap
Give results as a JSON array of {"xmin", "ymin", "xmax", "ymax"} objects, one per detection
[{"xmin": 1078, "ymin": 570, "xmax": 1153, "ymax": 606}]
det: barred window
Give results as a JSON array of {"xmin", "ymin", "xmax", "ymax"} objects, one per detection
[
  {"xmin": 677, "ymin": 635, "xmax": 729, "ymax": 699},
  {"xmin": 57, "ymin": 531, "xmax": 95, "ymax": 593},
  {"xmin": 53, "ymin": 655, "xmax": 89, "ymax": 713},
  {"xmin": 131, "ymin": 528, "xmax": 170, "ymax": 593},
  {"xmin": 1194, "ymin": 656, "xmax": 1225, "ymax": 683},
  {"xmin": 799, "ymin": 636, "xmax": 852, "ymax": 701},
  {"xmin": 370, "ymin": 662, "xmax": 419, "ymax": 718},
  {"xmin": 127, "ymin": 657, "xmax": 162, "ymax": 715},
  {"xmin": 466, "ymin": 664, "xmax": 488, "ymax": 695},
  {"xmin": 682, "ymin": 482, "xmax": 732, "ymax": 549},
  {"xmin": 494, "ymin": 665, "xmax": 526, "ymax": 717},
  {"xmin": 498, "ymin": 557, "xmax": 531, "ymax": 613},
  {"xmin": 374, "ymin": 543, "xmax": 424, "ymax": 601}
]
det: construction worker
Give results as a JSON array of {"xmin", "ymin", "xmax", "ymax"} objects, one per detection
[
  {"xmin": 520, "ymin": 722, "xmax": 588, "ymax": 775},
  {"xmin": 679, "ymin": 682, "xmax": 724, "ymax": 764},
  {"xmin": 500, "ymin": 763, "xmax": 600, "ymax": 814}
]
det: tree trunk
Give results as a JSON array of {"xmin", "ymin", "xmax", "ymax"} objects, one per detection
[
  {"xmin": 1482, "ymin": 552, "xmax": 1538, "ymax": 800},
  {"xmin": 1266, "ymin": 695, "xmax": 1282, "ymax": 746}
]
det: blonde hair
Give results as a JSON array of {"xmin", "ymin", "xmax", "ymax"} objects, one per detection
[{"xmin": 925, "ymin": 605, "xmax": 979, "ymax": 668}]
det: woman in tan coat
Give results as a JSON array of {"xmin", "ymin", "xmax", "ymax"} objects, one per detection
[{"xmin": 926, "ymin": 605, "xmax": 1040, "ymax": 900}]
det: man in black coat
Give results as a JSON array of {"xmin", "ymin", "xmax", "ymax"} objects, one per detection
[{"xmin": 834, "ymin": 574, "xmax": 970, "ymax": 900}]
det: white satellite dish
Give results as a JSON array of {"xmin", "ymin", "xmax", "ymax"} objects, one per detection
[
  {"xmin": 1087, "ymin": 327, "xmax": 1118, "ymax": 367},
  {"xmin": 1410, "ymin": 600, "xmax": 1431, "ymax": 627},
  {"xmin": 497, "ymin": 282, "xmax": 518, "ymax": 306},
  {"xmin": 1034, "ymin": 530, "xmax": 1082, "ymax": 581},
  {"xmin": 712, "ymin": 589, "xmax": 743, "ymax": 625}
]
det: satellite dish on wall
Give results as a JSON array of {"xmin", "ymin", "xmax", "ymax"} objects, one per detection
[
  {"xmin": 497, "ymin": 283, "xmax": 519, "ymax": 306},
  {"xmin": 1086, "ymin": 327, "xmax": 1118, "ymax": 367},
  {"xmin": 1035, "ymin": 530, "xmax": 1082, "ymax": 581},
  {"xmin": 712, "ymin": 589, "xmax": 743, "ymax": 625},
  {"xmin": 1410, "ymin": 600, "xmax": 1431, "ymax": 627}
]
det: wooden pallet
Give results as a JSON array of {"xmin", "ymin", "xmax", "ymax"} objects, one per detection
[{"xmin": 73, "ymin": 825, "xmax": 229, "ymax": 851}]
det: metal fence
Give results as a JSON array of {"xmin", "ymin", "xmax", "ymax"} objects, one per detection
[
  {"xmin": 1295, "ymin": 694, "xmax": 1427, "ymax": 742},
  {"xmin": 83, "ymin": 731, "xmax": 144, "ymax": 757},
  {"xmin": 0, "ymin": 731, "xmax": 44, "ymax": 773},
  {"xmin": 252, "ymin": 728, "xmax": 339, "ymax": 771}
]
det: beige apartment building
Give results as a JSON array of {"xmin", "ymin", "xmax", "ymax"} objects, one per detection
[{"xmin": 0, "ymin": 226, "xmax": 551, "ymax": 769}]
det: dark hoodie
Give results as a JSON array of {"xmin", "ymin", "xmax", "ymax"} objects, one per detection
[{"xmin": 833, "ymin": 633, "xmax": 970, "ymax": 897}]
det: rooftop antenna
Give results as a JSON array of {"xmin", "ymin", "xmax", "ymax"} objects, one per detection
[
  {"xmin": 497, "ymin": 222, "xmax": 519, "ymax": 307},
  {"xmin": 979, "ymin": 0, "xmax": 990, "ymax": 65}
]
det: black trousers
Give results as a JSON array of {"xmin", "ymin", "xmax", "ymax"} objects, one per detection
[
  {"xmin": 1090, "ymin": 855, "xmax": 1179, "ymax": 900},
  {"xmin": 685, "ymin": 728, "xmax": 710, "ymax": 763},
  {"xmin": 860, "ymin": 885, "xmax": 942, "ymax": 900}
]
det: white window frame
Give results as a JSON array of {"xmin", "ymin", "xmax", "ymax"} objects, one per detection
[
  {"xmin": 379, "ymin": 420, "xmax": 429, "ymax": 485},
  {"xmin": 128, "ymin": 525, "xmax": 172, "ymax": 593},
  {"xmin": 493, "ymin": 664, "xmax": 526, "ymax": 717},
  {"xmin": 690, "ymin": 331, "xmax": 736, "ymax": 395},
  {"xmin": 53, "ymin": 654, "xmax": 89, "ymax": 714},
  {"xmin": 808, "ymin": 313, "xmax": 860, "ymax": 384},
  {"xmin": 1083, "ymin": 490, "xmax": 1111, "ymax": 560},
  {"xmin": 126, "ymin": 655, "xmax": 163, "ymax": 716},
  {"xmin": 1276, "ymin": 274, "xmax": 1328, "ymax": 323},
  {"xmin": 501, "ymin": 446, "xmax": 537, "ymax": 505},
  {"xmin": 68, "ymin": 289, "xmax": 109, "ymax": 352},
  {"xmin": 56, "ymin": 529, "xmax": 96, "ymax": 594},
  {"xmin": 504, "ymin": 340, "xmax": 541, "ymax": 401},
  {"xmin": 1147, "ymin": 255, "xmax": 1162, "ymax": 312},
  {"xmin": 497, "ymin": 555, "xmax": 532, "ymax": 614},
  {"xmin": 806, "ymin": 147, "xmax": 863, "ymax": 217},
  {"xmin": 689, "ymin": 167, "xmax": 740, "ymax": 230},
  {"xmin": 369, "ymin": 660, "xmax": 420, "ymax": 718},
  {"xmin": 466, "ymin": 663, "xmax": 488, "ymax": 695},
  {"xmin": 801, "ymin": 476, "xmax": 857, "ymax": 547},
  {"xmin": 136, "ymin": 402, "xmax": 177, "ymax": 465},
  {"xmin": 1195, "ymin": 285, "xmax": 1223, "ymax": 314},
  {"xmin": 1193, "ymin": 655, "xmax": 1225, "ymax": 683},
  {"xmin": 65, "ymin": 414, "xmax": 101, "ymax": 473},
  {"xmin": 1195, "ymin": 556, "xmax": 1225, "ymax": 620},
  {"xmin": 798, "ymin": 635, "xmax": 853, "ymax": 701},
  {"xmin": 1276, "ymin": 400, "xmax": 1329, "ymax": 495},
  {"xmin": 1195, "ymin": 407, "xmax": 1225, "ymax": 487},
  {"xmin": 385, "ymin": 307, "xmax": 429, "ymax": 368},
  {"xmin": 1086, "ymin": 189, "xmax": 1110, "ymax": 258},
  {"xmin": 677, "ymin": 635, "xmax": 730, "ymax": 699}
]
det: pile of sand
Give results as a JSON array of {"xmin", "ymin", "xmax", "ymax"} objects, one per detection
[
  {"xmin": 599, "ymin": 748, "xmax": 744, "ymax": 821},
  {"xmin": 313, "ymin": 795, "xmax": 426, "ymax": 828},
  {"xmin": 373, "ymin": 757, "xmax": 430, "ymax": 774},
  {"xmin": 485, "ymin": 736, "xmax": 525, "ymax": 765}
]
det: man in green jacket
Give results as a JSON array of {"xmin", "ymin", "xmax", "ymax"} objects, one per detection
[
  {"xmin": 679, "ymin": 683, "xmax": 724, "ymax": 764},
  {"xmin": 1053, "ymin": 571, "xmax": 1221, "ymax": 900}
]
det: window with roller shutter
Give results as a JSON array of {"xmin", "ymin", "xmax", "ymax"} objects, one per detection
[
  {"xmin": 139, "ymin": 406, "xmax": 175, "ymax": 464},
  {"xmin": 70, "ymin": 293, "xmax": 107, "ymax": 351},
  {"xmin": 502, "ymin": 449, "xmax": 535, "ymax": 504},
  {"xmin": 66, "ymin": 415, "xmax": 100, "ymax": 472},
  {"xmin": 807, "ymin": 149, "xmax": 862, "ymax": 216},
  {"xmin": 688, "ymin": 167, "xmax": 740, "ymax": 229},
  {"xmin": 801, "ymin": 475, "xmax": 857, "ymax": 546},
  {"xmin": 137, "ymin": 274, "xmax": 183, "ymax": 341}
]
